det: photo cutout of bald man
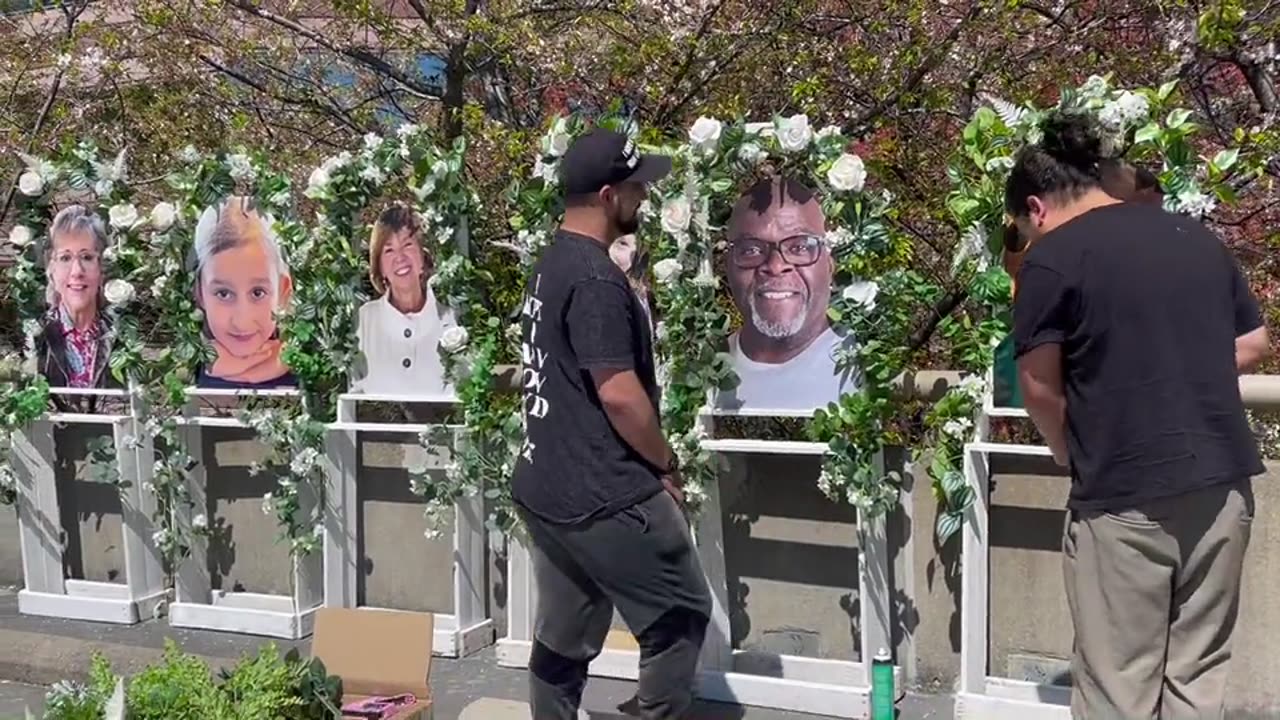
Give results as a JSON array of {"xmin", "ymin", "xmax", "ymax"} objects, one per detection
[{"xmin": 716, "ymin": 177, "xmax": 858, "ymax": 412}]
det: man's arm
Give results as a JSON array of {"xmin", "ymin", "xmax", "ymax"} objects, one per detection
[
  {"xmin": 1229, "ymin": 251, "xmax": 1270, "ymax": 374},
  {"xmin": 591, "ymin": 367, "xmax": 675, "ymax": 471},
  {"xmin": 1237, "ymin": 326, "xmax": 1271, "ymax": 374},
  {"xmin": 566, "ymin": 279, "xmax": 679, "ymax": 491},
  {"xmin": 1018, "ymin": 344, "xmax": 1069, "ymax": 466},
  {"xmin": 1012, "ymin": 260, "xmax": 1074, "ymax": 466}
]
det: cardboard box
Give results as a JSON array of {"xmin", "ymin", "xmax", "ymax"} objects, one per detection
[{"xmin": 312, "ymin": 608, "xmax": 434, "ymax": 720}]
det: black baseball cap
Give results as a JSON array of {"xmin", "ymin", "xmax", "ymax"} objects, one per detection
[{"xmin": 560, "ymin": 129, "xmax": 672, "ymax": 195}]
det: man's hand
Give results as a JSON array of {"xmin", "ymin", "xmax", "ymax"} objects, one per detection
[{"xmin": 662, "ymin": 470, "xmax": 685, "ymax": 505}]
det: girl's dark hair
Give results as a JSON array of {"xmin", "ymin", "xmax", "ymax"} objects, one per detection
[{"xmin": 1005, "ymin": 112, "xmax": 1105, "ymax": 216}]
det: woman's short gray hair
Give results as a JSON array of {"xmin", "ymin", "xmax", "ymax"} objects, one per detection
[{"xmin": 45, "ymin": 204, "xmax": 109, "ymax": 308}]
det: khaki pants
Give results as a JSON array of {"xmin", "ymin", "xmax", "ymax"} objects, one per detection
[{"xmin": 1064, "ymin": 479, "xmax": 1254, "ymax": 720}]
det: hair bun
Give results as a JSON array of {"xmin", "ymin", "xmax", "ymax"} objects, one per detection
[{"xmin": 1038, "ymin": 111, "xmax": 1102, "ymax": 173}]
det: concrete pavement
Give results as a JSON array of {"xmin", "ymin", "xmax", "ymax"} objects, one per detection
[{"xmin": 0, "ymin": 589, "xmax": 953, "ymax": 719}]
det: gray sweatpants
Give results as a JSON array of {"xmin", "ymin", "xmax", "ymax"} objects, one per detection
[{"xmin": 519, "ymin": 490, "xmax": 713, "ymax": 720}]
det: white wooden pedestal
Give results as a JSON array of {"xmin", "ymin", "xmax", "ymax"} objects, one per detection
[
  {"xmin": 14, "ymin": 388, "xmax": 168, "ymax": 624},
  {"xmin": 955, "ymin": 391, "xmax": 1072, "ymax": 719},
  {"xmin": 323, "ymin": 393, "xmax": 494, "ymax": 657},
  {"xmin": 497, "ymin": 407, "xmax": 897, "ymax": 718},
  {"xmin": 168, "ymin": 388, "xmax": 322, "ymax": 639}
]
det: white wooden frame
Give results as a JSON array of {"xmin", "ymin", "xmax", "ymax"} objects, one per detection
[
  {"xmin": 14, "ymin": 387, "xmax": 168, "ymax": 624},
  {"xmin": 323, "ymin": 392, "xmax": 494, "ymax": 657},
  {"xmin": 955, "ymin": 379, "xmax": 1072, "ymax": 719},
  {"xmin": 496, "ymin": 407, "xmax": 897, "ymax": 718},
  {"xmin": 168, "ymin": 388, "xmax": 323, "ymax": 639}
]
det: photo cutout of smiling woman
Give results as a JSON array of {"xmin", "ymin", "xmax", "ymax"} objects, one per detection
[
  {"xmin": 36, "ymin": 205, "xmax": 120, "ymax": 390},
  {"xmin": 193, "ymin": 196, "xmax": 296, "ymax": 389},
  {"xmin": 351, "ymin": 203, "xmax": 458, "ymax": 397}
]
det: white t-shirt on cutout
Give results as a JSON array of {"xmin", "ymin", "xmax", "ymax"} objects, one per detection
[{"xmin": 718, "ymin": 326, "xmax": 857, "ymax": 412}]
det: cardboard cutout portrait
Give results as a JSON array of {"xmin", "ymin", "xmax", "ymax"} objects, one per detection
[
  {"xmin": 715, "ymin": 178, "xmax": 857, "ymax": 412},
  {"xmin": 351, "ymin": 204, "xmax": 457, "ymax": 397},
  {"xmin": 193, "ymin": 196, "xmax": 296, "ymax": 389},
  {"xmin": 36, "ymin": 204, "xmax": 119, "ymax": 390}
]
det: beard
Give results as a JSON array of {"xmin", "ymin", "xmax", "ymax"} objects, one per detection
[
  {"xmin": 611, "ymin": 206, "xmax": 640, "ymax": 235},
  {"xmin": 748, "ymin": 291, "xmax": 810, "ymax": 339}
]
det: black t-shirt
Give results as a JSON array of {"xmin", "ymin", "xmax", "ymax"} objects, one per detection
[
  {"xmin": 1013, "ymin": 203, "xmax": 1265, "ymax": 511},
  {"xmin": 511, "ymin": 230, "xmax": 663, "ymax": 523}
]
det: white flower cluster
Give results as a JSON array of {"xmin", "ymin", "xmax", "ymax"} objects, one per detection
[
  {"xmin": 1097, "ymin": 90, "xmax": 1150, "ymax": 132},
  {"xmin": 290, "ymin": 447, "xmax": 321, "ymax": 476},
  {"xmin": 1170, "ymin": 189, "xmax": 1217, "ymax": 218},
  {"xmin": 306, "ymin": 151, "xmax": 353, "ymax": 198},
  {"xmin": 225, "ymin": 153, "xmax": 257, "ymax": 183},
  {"xmin": 941, "ymin": 417, "xmax": 974, "ymax": 442}
]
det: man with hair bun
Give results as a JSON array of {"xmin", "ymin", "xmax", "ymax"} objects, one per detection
[{"xmin": 1007, "ymin": 111, "xmax": 1269, "ymax": 718}]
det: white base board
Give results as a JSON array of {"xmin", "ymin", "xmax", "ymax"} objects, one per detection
[
  {"xmin": 169, "ymin": 595, "xmax": 320, "ymax": 639},
  {"xmin": 956, "ymin": 693, "xmax": 1072, "ymax": 719},
  {"xmin": 18, "ymin": 587, "xmax": 168, "ymax": 625},
  {"xmin": 495, "ymin": 638, "xmax": 872, "ymax": 718}
]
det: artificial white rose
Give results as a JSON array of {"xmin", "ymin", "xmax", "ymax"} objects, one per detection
[
  {"xmin": 776, "ymin": 114, "xmax": 813, "ymax": 153},
  {"xmin": 307, "ymin": 166, "xmax": 331, "ymax": 195},
  {"xmin": 151, "ymin": 274, "xmax": 168, "ymax": 297},
  {"xmin": 660, "ymin": 197, "xmax": 693, "ymax": 235},
  {"xmin": 108, "ymin": 203, "xmax": 139, "ymax": 229},
  {"xmin": 192, "ymin": 513, "xmax": 208, "ymax": 531},
  {"xmin": 150, "ymin": 202, "xmax": 176, "ymax": 232},
  {"xmin": 654, "ymin": 321, "xmax": 668, "ymax": 342},
  {"xmin": 1081, "ymin": 75, "xmax": 1109, "ymax": 99},
  {"xmin": 104, "ymin": 279, "xmax": 135, "ymax": 305},
  {"xmin": 841, "ymin": 279, "xmax": 879, "ymax": 311},
  {"xmin": 1097, "ymin": 102, "xmax": 1124, "ymax": 131},
  {"xmin": 95, "ymin": 178, "xmax": 114, "ymax": 198},
  {"xmin": 179, "ymin": 145, "xmax": 201, "ymax": 163},
  {"xmin": 359, "ymin": 164, "xmax": 386, "ymax": 186},
  {"xmin": 534, "ymin": 157, "xmax": 559, "ymax": 184},
  {"xmin": 653, "ymin": 258, "xmax": 682, "ymax": 285},
  {"xmin": 440, "ymin": 325, "xmax": 470, "ymax": 354},
  {"xmin": 8, "ymin": 225, "xmax": 33, "ymax": 248},
  {"xmin": 984, "ymin": 156, "xmax": 1015, "ymax": 173},
  {"xmin": 18, "ymin": 171, "xmax": 43, "ymax": 197},
  {"xmin": 737, "ymin": 143, "xmax": 768, "ymax": 166},
  {"xmin": 226, "ymin": 153, "xmax": 256, "ymax": 181},
  {"xmin": 942, "ymin": 418, "xmax": 973, "ymax": 440},
  {"xmin": 827, "ymin": 153, "xmax": 866, "ymax": 193},
  {"xmin": 1115, "ymin": 90, "xmax": 1149, "ymax": 124},
  {"xmin": 363, "ymin": 132, "xmax": 382, "ymax": 150},
  {"xmin": 688, "ymin": 116, "xmax": 723, "ymax": 151},
  {"xmin": 397, "ymin": 123, "xmax": 421, "ymax": 139},
  {"xmin": 152, "ymin": 530, "xmax": 169, "ymax": 547},
  {"xmin": 547, "ymin": 130, "xmax": 571, "ymax": 157}
]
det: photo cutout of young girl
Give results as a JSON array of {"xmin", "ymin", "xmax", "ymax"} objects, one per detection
[{"xmin": 192, "ymin": 195, "xmax": 296, "ymax": 389}]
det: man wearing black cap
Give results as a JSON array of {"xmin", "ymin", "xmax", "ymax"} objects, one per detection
[{"xmin": 513, "ymin": 128, "xmax": 713, "ymax": 720}]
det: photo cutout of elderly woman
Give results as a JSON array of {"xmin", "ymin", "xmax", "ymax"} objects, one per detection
[
  {"xmin": 193, "ymin": 196, "xmax": 296, "ymax": 389},
  {"xmin": 351, "ymin": 203, "xmax": 458, "ymax": 397},
  {"xmin": 36, "ymin": 205, "xmax": 119, "ymax": 390},
  {"xmin": 716, "ymin": 177, "xmax": 858, "ymax": 412}
]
